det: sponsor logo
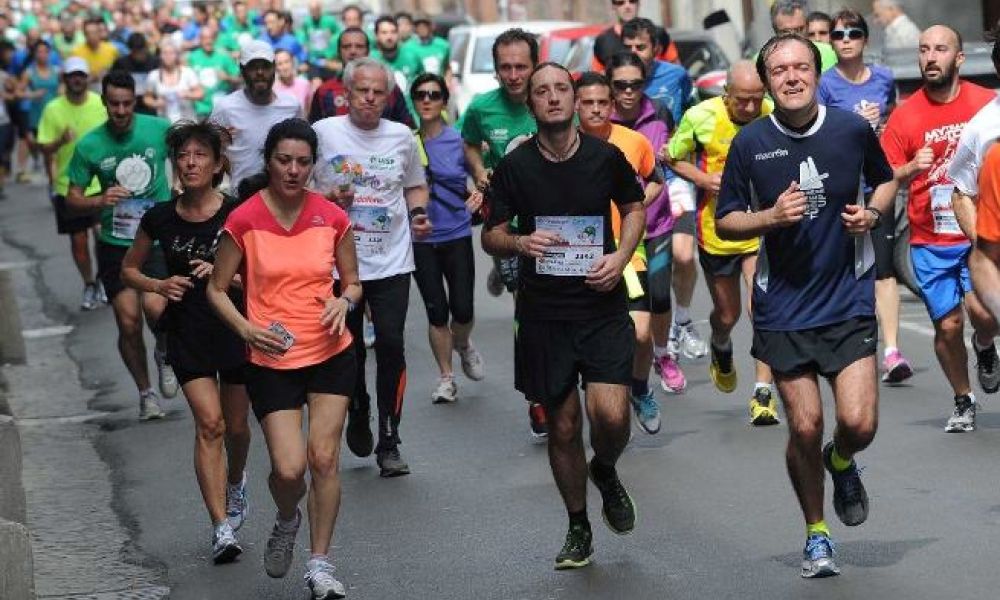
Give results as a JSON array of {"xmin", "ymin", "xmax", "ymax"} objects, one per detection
[
  {"xmin": 798, "ymin": 157, "xmax": 829, "ymax": 220},
  {"xmin": 754, "ymin": 148, "xmax": 789, "ymax": 161}
]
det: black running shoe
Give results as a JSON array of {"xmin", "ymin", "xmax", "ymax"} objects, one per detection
[
  {"xmin": 588, "ymin": 459, "xmax": 635, "ymax": 535},
  {"xmin": 376, "ymin": 446, "xmax": 411, "ymax": 477},
  {"xmin": 974, "ymin": 336, "xmax": 1000, "ymax": 394},
  {"xmin": 822, "ymin": 441, "xmax": 869, "ymax": 526},
  {"xmin": 554, "ymin": 523, "xmax": 593, "ymax": 570},
  {"xmin": 345, "ymin": 408, "xmax": 374, "ymax": 458}
]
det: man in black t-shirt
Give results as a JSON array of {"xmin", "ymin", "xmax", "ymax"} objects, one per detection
[{"xmin": 483, "ymin": 62, "xmax": 645, "ymax": 571}]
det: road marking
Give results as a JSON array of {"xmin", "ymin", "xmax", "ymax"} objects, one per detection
[
  {"xmin": 899, "ymin": 319, "xmax": 973, "ymax": 350},
  {"xmin": 16, "ymin": 412, "xmax": 114, "ymax": 426},
  {"xmin": 22, "ymin": 325, "xmax": 74, "ymax": 339}
]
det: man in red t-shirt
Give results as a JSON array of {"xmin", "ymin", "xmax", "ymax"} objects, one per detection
[{"xmin": 881, "ymin": 25, "xmax": 1000, "ymax": 433}]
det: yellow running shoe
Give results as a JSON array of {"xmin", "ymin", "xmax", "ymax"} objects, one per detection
[
  {"xmin": 709, "ymin": 344, "xmax": 737, "ymax": 393},
  {"xmin": 749, "ymin": 387, "xmax": 780, "ymax": 426}
]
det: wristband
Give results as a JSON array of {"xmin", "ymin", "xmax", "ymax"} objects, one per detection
[{"xmin": 408, "ymin": 206, "xmax": 427, "ymax": 221}]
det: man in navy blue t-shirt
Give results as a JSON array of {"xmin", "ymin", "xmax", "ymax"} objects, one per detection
[{"xmin": 716, "ymin": 32, "xmax": 897, "ymax": 579}]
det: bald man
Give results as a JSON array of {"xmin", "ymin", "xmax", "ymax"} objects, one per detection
[
  {"xmin": 665, "ymin": 61, "xmax": 780, "ymax": 425},
  {"xmin": 882, "ymin": 25, "xmax": 1000, "ymax": 433}
]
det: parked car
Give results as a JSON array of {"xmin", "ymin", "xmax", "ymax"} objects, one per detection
[
  {"xmin": 448, "ymin": 20, "xmax": 583, "ymax": 115},
  {"xmin": 540, "ymin": 24, "xmax": 606, "ymax": 68}
]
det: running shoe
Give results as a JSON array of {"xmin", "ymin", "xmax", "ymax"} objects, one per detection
[
  {"xmin": 80, "ymin": 283, "xmax": 99, "ymax": 311},
  {"xmin": 588, "ymin": 459, "xmax": 635, "ymax": 535},
  {"xmin": 554, "ymin": 523, "xmax": 593, "ymax": 570},
  {"xmin": 154, "ymin": 347, "xmax": 179, "ymax": 399},
  {"xmin": 749, "ymin": 387, "xmax": 780, "ymax": 426},
  {"xmin": 264, "ymin": 509, "xmax": 300, "ymax": 578},
  {"xmin": 456, "ymin": 343, "xmax": 485, "ymax": 381},
  {"xmin": 212, "ymin": 522, "xmax": 242, "ymax": 565},
  {"xmin": 304, "ymin": 557, "xmax": 346, "ymax": 599},
  {"xmin": 345, "ymin": 408, "xmax": 374, "ymax": 457},
  {"xmin": 138, "ymin": 390, "xmax": 165, "ymax": 421},
  {"xmin": 974, "ymin": 337, "xmax": 1000, "ymax": 394},
  {"xmin": 630, "ymin": 389, "xmax": 661, "ymax": 434},
  {"xmin": 96, "ymin": 282, "xmax": 108, "ymax": 305},
  {"xmin": 529, "ymin": 402, "xmax": 548, "ymax": 441},
  {"xmin": 709, "ymin": 343, "xmax": 737, "ymax": 394},
  {"xmin": 431, "ymin": 375, "xmax": 457, "ymax": 404},
  {"xmin": 945, "ymin": 394, "xmax": 977, "ymax": 433},
  {"xmin": 666, "ymin": 325, "xmax": 682, "ymax": 359},
  {"xmin": 226, "ymin": 472, "xmax": 248, "ymax": 531},
  {"xmin": 656, "ymin": 353, "xmax": 687, "ymax": 394},
  {"xmin": 363, "ymin": 317, "xmax": 375, "ymax": 348},
  {"xmin": 881, "ymin": 349, "xmax": 913, "ymax": 384},
  {"xmin": 376, "ymin": 446, "xmax": 411, "ymax": 477},
  {"xmin": 801, "ymin": 533, "xmax": 840, "ymax": 578},
  {"xmin": 674, "ymin": 320, "xmax": 708, "ymax": 359},
  {"xmin": 486, "ymin": 266, "xmax": 504, "ymax": 297},
  {"xmin": 822, "ymin": 441, "xmax": 869, "ymax": 526}
]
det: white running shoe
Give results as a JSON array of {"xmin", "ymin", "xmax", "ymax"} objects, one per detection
[
  {"xmin": 305, "ymin": 557, "xmax": 346, "ymax": 599},
  {"xmin": 139, "ymin": 390, "xmax": 165, "ymax": 421},
  {"xmin": 96, "ymin": 282, "xmax": 108, "ymax": 305},
  {"xmin": 80, "ymin": 283, "xmax": 99, "ymax": 311},
  {"xmin": 226, "ymin": 472, "xmax": 248, "ymax": 531},
  {"xmin": 431, "ymin": 375, "xmax": 457, "ymax": 404},
  {"xmin": 675, "ymin": 320, "xmax": 708, "ymax": 359},
  {"xmin": 154, "ymin": 348, "xmax": 179, "ymax": 398},
  {"xmin": 212, "ymin": 522, "xmax": 242, "ymax": 564},
  {"xmin": 456, "ymin": 343, "xmax": 485, "ymax": 381},
  {"xmin": 264, "ymin": 509, "xmax": 300, "ymax": 578}
]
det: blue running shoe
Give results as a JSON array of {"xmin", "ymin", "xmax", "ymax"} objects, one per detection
[
  {"xmin": 630, "ymin": 390, "xmax": 661, "ymax": 434},
  {"xmin": 801, "ymin": 533, "xmax": 840, "ymax": 578}
]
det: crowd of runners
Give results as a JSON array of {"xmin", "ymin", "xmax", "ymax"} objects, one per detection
[{"xmin": 9, "ymin": 0, "xmax": 1000, "ymax": 596}]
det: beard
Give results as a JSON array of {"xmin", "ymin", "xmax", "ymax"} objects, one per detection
[
  {"xmin": 923, "ymin": 63, "xmax": 957, "ymax": 90},
  {"xmin": 536, "ymin": 115, "xmax": 575, "ymax": 133}
]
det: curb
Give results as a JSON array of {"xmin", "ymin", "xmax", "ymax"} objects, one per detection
[{"xmin": 0, "ymin": 518, "xmax": 34, "ymax": 600}]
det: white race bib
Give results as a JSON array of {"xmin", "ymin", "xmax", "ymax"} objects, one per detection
[
  {"xmin": 112, "ymin": 198, "xmax": 156, "ymax": 240},
  {"xmin": 931, "ymin": 184, "xmax": 961, "ymax": 235},
  {"xmin": 535, "ymin": 216, "xmax": 603, "ymax": 276},
  {"xmin": 350, "ymin": 205, "xmax": 391, "ymax": 257}
]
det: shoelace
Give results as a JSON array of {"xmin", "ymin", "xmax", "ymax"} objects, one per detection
[
  {"xmin": 304, "ymin": 560, "xmax": 336, "ymax": 584},
  {"xmin": 268, "ymin": 520, "xmax": 298, "ymax": 555},
  {"xmin": 226, "ymin": 487, "xmax": 245, "ymax": 517},
  {"xmin": 805, "ymin": 535, "xmax": 834, "ymax": 560},
  {"xmin": 834, "ymin": 464, "xmax": 866, "ymax": 504}
]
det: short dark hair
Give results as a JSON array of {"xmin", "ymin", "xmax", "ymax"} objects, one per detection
[
  {"xmin": 831, "ymin": 9, "xmax": 868, "ymax": 38},
  {"xmin": 374, "ymin": 15, "xmax": 397, "ymax": 33},
  {"xmin": 395, "ymin": 11, "xmax": 413, "ymax": 23},
  {"xmin": 83, "ymin": 17, "xmax": 103, "ymax": 30},
  {"xmin": 806, "ymin": 11, "xmax": 831, "ymax": 28},
  {"xmin": 165, "ymin": 120, "xmax": 231, "ymax": 188},
  {"xmin": 410, "ymin": 72, "xmax": 449, "ymax": 103},
  {"xmin": 621, "ymin": 18, "xmax": 659, "ymax": 47},
  {"xmin": 526, "ymin": 61, "xmax": 573, "ymax": 98},
  {"xmin": 607, "ymin": 51, "xmax": 647, "ymax": 81},
  {"xmin": 491, "ymin": 28, "xmax": 539, "ymax": 70},
  {"xmin": 575, "ymin": 71, "xmax": 610, "ymax": 92},
  {"xmin": 756, "ymin": 33, "xmax": 822, "ymax": 84},
  {"xmin": 102, "ymin": 70, "xmax": 136, "ymax": 96},
  {"xmin": 126, "ymin": 31, "xmax": 146, "ymax": 50},
  {"xmin": 338, "ymin": 26, "xmax": 369, "ymax": 52}
]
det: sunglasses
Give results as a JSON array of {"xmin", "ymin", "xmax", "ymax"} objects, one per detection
[
  {"xmin": 611, "ymin": 0, "xmax": 638, "ymax": 6},
  {"xmin": 611, "ymin": 79, "xmax": 645, "ymax": 92},
  {"xmin": 831, "ymin": 28, "xmax": 865, "ymax": 41},
  {"xmin": 413, "ymin": 90, "xmax": 444, "ymax": 101}
]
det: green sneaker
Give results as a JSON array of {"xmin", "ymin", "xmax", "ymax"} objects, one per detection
[{"xmin": 554, "ymin": 523, "xmax": 593, "ymax": 570}]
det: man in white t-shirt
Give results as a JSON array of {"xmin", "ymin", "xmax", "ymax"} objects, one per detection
[
  {"xmin": 312, "ymin": 57, "xmax": 431, "ymax": 478},
  {"xmin": 210, "ymin": 40, "xmax": 302, "ymax": 193}
]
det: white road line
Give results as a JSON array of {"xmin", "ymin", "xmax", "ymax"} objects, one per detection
[
  {"xmin": 899, "ymin": 319, "xmax": 973, "ymax": 350},
  {"xmin": 22, "ymin": 325, "xmax": 74, "ymax": 339}
]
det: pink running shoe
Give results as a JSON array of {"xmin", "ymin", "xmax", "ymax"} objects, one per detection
[
  {"xmin": 657, "ymin": 354, "xmax": 687, "ymax": 393},
  {"xmin": 881, "ymin": 349, "xmax": 913, "ymax": 384}
]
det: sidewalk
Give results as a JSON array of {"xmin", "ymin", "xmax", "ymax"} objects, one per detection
[{"xmin": 0, "ymin": 179, "xmax": 168, "ymax": 599}]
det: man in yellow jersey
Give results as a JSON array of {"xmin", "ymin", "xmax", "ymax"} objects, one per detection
[
  {"xmin": 576, "ymin": 71, "xmax": 666, "ymax": 434},
  {"xmin": 665, "ymin": 60, "xmax": 779, "ymax": 425}
]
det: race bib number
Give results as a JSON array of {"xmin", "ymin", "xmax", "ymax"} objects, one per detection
[
  {"xmin": 535, "ymin": 216, "xmax": 603, "ymax": 276},
  {"xmin": 350, "ymin": 205, "xmax": 391, "ymax": 257},
  {"xmin": 422, "ymin": 56, "xmax": 442, "ymax": 75},
  {"xmin": 931, "ymin": 184, "xmax": 961, "ymax": 236},
  {"xmin": 112, "ymin": 198, "xmax": 156, "ymax": 240}
]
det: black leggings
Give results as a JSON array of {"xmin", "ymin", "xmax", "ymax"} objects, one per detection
[
  {"xmin": 412, "ymin": 237, "xmax": 475, "ymax": 327},
  {"xmin": 344, "ymin": 273, "xmax": 410, "ymax": 451}
]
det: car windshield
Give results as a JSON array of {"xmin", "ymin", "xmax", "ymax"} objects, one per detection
[
  {"xmin": 675, "ymin": 39, "xmax": 730, "ymax": 79},
  {"xmin": 547, "ymin": 38, "xmax": 573, "ymax": 64},
  {"xmin": 471, "ymin": 36, "xmax": 498, "ymax": 74}
]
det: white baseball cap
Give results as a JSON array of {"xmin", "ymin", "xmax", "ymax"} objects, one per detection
[
  {"xmin": 62, "ymin": 56, "xmax": 90, "ymax": 76},
  {"xmin": 239, "ymin": 40, "xmax": 275, "ymax": 66}
]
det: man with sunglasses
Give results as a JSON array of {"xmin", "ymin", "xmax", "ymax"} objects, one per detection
[
  {"xmin": 818, "ymin": 10, "xmax": 912, "ymax": 387},
  {"xmin": 717, "ymin": 32, "xmax": 896, "ymax": 578},
  {"xmin": 882, "ymin": 25, "xmax": 1000, "ymax": 433},
  {"xmin": 666, "ymin": 60, "xmax": 778, "ymax": 425}
]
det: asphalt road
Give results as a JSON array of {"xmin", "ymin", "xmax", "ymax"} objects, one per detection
[{"xmin": 4, "ymin": 178, "xmax": 1000, "ymax": 599}]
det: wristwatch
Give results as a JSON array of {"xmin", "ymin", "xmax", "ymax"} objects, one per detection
[{"xmin": 865, "ymin": 207, "xmax": 882, "ymax": 229}]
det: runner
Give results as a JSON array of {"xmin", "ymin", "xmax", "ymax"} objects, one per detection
[
  {"xmin": 767, "ymin": 1, "xmax": 837, "ymax": 72},
  {"xmin": 409, "ymin": 72, "xmax": 485, "ymax": 404},
  {"xmin": 717, "ymin": 32, "xmax": 897, "ymax": 577},
  {"xmin": 121, "ymin": 120, "xmax": 250, "ymax": 565},
  {"xmin": 608, "ymin": 51, "xmax": 687, "ymax": 394},
  {"xmin": 460, "ymin": 28, "xmax": 545, "ymax": 437},
  {"xmin": 483, "ymin": 62, "xmax": 644, "ymax": 570},
  {"xmin": 187, "ymin": 27, "xmax": 241, "ymax": 122},
  {"xmin": 819, "ymin": 9, "xmax": 912, "ymax": 384},
  {"xmin": 881, "ymin": 25, "xmax": 1000, "ymax": 433},
  {"xmin": 575, "ymin": 70, "xmax": 664, "ymax": 434},
  {"xmin": 666, "ymin": 60, "xmax": 779, "ymax": 425},
  {"xmin": 65, "ymin": 70, "xmax": 176, "ymax": 418},
  {"xmin": 35, "ymin": 56, "xmax": 107, "ymax": 311},
  {"xmin": 208, "ymin": 118, "xmax": 359, "ymax": 599},
  {"xmin": 371, "ymin": 15, "xmax": 422, "ymax": 93},
  {"xmin": 312, "ymin": 57, "xmax": 431, "ymax": 477},
  {"xmin": 407, "ymin": 13, "xmax": 451, "ymax": 79},
  {"xmin": 210, "ymin": 39, "xmax": 302, "ymax": 193}
]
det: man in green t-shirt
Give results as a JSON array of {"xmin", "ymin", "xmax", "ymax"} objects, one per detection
[
  {"xmin": 371, "ymin": 15, "xmax": 422, "ymax": 92},
  {"xmin": 36, "ymin": 56, "xmax": 107, "ymax": 311},
  {"xmin": 188, "ymin": 27, "xmax": 241, "ymax": 119},
  {"xmin": 296, "ymin": 0, "xmax": 340, "ymax": 77},
  {"xmin": 66, "ymin": 70, "xmax": 175, "ymax": 421},
  {"xmin": 407, "ymin": 13, "xmax": 451, "ymax": 80}
]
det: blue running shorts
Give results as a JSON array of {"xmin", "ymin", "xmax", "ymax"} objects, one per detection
[{"xmin": 911, "ymin": 243, "xmax": 972, "ymax": 321}]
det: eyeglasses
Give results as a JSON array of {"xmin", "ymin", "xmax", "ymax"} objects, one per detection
[
  {"xmin": 611, "ymin": 0, "xmax": 638, "ymax": 6},
  {"xmin": 831, "ymin": 28, "xmax": 865, "ymax": 41},
  {"xmin": 611, "ymin": 79, "xmax": 644, "ymax": 92},
  {"xmin": 413, "ymin": 90, "xmax": 444, "ymax": 101}
]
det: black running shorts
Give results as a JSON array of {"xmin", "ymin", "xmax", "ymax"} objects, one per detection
[
  {"xmin": 172, "ymin": 364, "xmax": 248, "ymax": 387},
  {"xmin": 751, "ymin": 316, "xmax": 877, "ymax": 378},
  {"xmin": 245, "ymin": 347, "xmax": 356, "ymax": 421},
  {"xmin": 699, "ymin": 250, "xmax": 754, "ymax": 278},
  {"xmin": 96, "ymin": 242, "xmax": 168, "ymax": 301}
]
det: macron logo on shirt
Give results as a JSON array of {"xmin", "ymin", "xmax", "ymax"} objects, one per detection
[{"xmin": 754, "ymin": 148, "xmax": 789, "ymax": 161}]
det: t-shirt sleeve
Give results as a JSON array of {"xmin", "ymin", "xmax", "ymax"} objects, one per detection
[
  {"xmin": 949, "ymin": 130, "xmax": 981, "ymax": 196},
  {"xmin": 332, "ymin": 205, "xmax": 352, "ymax": 247},
  {"xmin": 138, "ymin": 203, "xmax": 160, "ymax": 238},
  {"xmin": 36, "ymin": 104, "xmax": 58, "ymax": 145},
  {"xmin": 879, "ymin": 113, "xmax": 910, "ymax": 169},
  {"xmin": 638, "ymin": 137, "xmax": 655, "ymax": 179},
  {"xmin": 484, "ymin": 159, "xmax": 515, "ymax": 228},
  {"xmin": 222, "ymin": 209, "xmax": 249, "ymax": 252},
  {"xmin": 66, "ymin": 143, "xmax": 95, "ymax": 189},
  {"xmin": 667, "ymin": 108, "xmax": 699, "ymax": 160},
  {"xmin": 402, "ymin": 135, "xmax": 427, "ymax": 188},
  {"xmin": 460, "ymin": 104, "xmax": 483, "ymax": 145},
  {"xmin": 610, "ymin": 146, "xmax": 644, "ymax": 208},
  {"xmin": 716, "ymin": 138, "xmax": 752, "ymax": 220},
  {"xmin": 861, "ymin": 124, "xmax": 894, "ymax": 189}
]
